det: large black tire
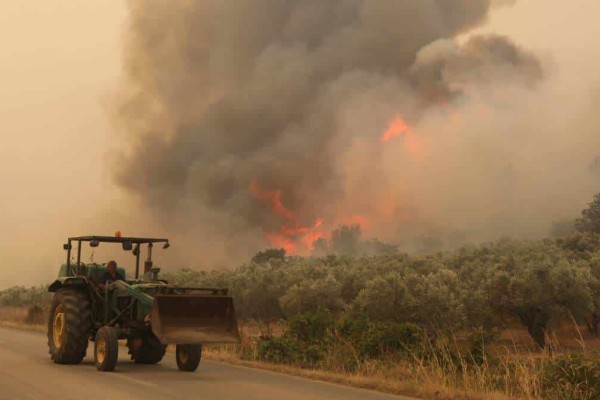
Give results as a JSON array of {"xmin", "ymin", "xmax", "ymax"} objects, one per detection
[
  {"xmin": 176, "ymin": 344, "xmax": 202, "ymax": 372},
  {"xmin": 94, "ymin": 326, "xmax": 119, "ymax": 371},
  {"xmin": 47, "ymin": 288, "xmax": 91, "ymax": 364},
  {"xmin": 127, "ymin": 335, "xmax": 167, "ymax": 364}
]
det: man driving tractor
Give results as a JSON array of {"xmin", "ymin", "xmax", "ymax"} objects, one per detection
[{"xmin": 98, "ymin": 260, "xmax": 123, "ymax": 289}]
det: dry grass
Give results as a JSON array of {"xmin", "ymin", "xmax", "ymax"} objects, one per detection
[
  {"xmin": 203, "ymin": 345, "xmax": 506, "ymax": 400},
  {"xmin": 204, "ymin": 347, "xmax": 429, "ymax": 398},
  {"xmin": 203, "ymin": 344, "xmax": 524, "ymax": 400},
  {"xmin": 202, "ymin": 320, "xmax": 600, "ymax": 400},
  {"xmin": 203, "ymin": 322, "xmax": 504, "ymax": 400},
  {"xmin": 0, "ymin": 306, "xmax": 45, "ymax": 332},
  {"xmin": 0, "ymin": 306, "xmax": 27, "ymax": 321}
]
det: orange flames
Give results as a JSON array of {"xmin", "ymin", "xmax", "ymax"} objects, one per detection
[
  {"xmin": 380, "ymin": 113, "xmax": 423, "ymax": 161},
  {"xmin": 249, "ymin": 180, "xmax": 325, "ymax": 254},
  {"xmin": 249, "ymin": 180, "xmax": 295, "ymax": 221},
  {"xmin": 248, "ymin": 108, "xmax": 466, "ymax": 254},
  {"xmin": 380, "ymin": 114, "xmax": 412, "ymax": 142}
]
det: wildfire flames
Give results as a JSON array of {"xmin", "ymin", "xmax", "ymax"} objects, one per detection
[
  {"xmin": 380, "ymin": 114, "xmax": 423, "ymax": 161},
  {"xmin": 249, "ymin": 180, "xmax": 325, "ymax": 254},
  {"xmin": 380, "ymin": 114, "xmax": 412, "ymax": 142},
  {"xmin": 250, "ymin": 113, "xmax": 424, "ymax": 254}
]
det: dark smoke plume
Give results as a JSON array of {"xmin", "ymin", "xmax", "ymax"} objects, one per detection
[{"xmin": 115, "ymin": 0, "xmax": 547, "ymax": 260}]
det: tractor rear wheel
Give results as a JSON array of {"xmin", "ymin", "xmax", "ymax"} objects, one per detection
[
  {"xmin": 47, "ymin": 288, "xmax": 91, "ymax": 364},
  {"xmin": 94, "ymin": 326, "xmax": 119, "ymax": 371},
  {"xmin": 127, "ymin": 335, "xmax": 167, "ymax": 364},
  {"xmin": 176, "ymin": 344, "xmax": 202, "ymax": 372}
]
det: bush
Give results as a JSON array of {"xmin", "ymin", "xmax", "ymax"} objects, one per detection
[
  {"xmin": 575, "ymin": 193, "xmax": 600, "ymax": 234},
  {"xmin": 279, "ymin": 276, "xmax": 345, "ymax": 317},
  {"xmin": 351, "ymin": 270, "xmax": 465, "ymax": 331},
  {"xmin": 288, "ymin": 308, "xmax": 334, "ymax": 344},
  {"xmin": 337, "ymin": 314, "xmax": 423, "ymax": 358},
  {"xmin": 542, "ymin": 354, "xmax": 600, "ymax": 400},
  {"xmin": 558, "ymin": 233, "xmax": 600, "ymax": 254},
  {"xmin": 252, "ymin": 248, "xmax": 286, "ymax": 264},
  {"xmin": 257, "ymin": 336, "xmax": 301, "ymax": 364},
  {"xmin": 25, "ymin": 305, "xmax": 46, "ymax": 325},
  {"xmin": 362, "ymin": 322, "xmax": 423, "ymax": 358},
  {"xmin": 0, "ymin": 286, "xmax": 51, "ymax": 309}
]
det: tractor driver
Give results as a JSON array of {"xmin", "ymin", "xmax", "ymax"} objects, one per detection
[{"xmin": 99, "ymin": 260, "xmax": 124, "ymax": 290}]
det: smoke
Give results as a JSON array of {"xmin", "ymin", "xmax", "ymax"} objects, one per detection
[{"xmin": 115, "ymin": 0, "xmax": 599, "ymax": 261}]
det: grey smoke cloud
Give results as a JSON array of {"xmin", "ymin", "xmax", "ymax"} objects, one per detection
[
  {"xmin": 410, "ymin": 34, "xmax": 543, "ymax": 104},
  {"xmin": 115, "ymin": 0, "xmax": 583, "ymax": 259}
]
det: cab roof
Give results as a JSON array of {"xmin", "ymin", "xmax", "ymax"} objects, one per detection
[{"xmin": 68, "ymin": 236, "xmax": 168, "ymax": 244}]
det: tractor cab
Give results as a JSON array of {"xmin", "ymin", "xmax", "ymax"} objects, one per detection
[{"xmin": 62, "ymin": 234, "xmax": 170, "ymax": 282}]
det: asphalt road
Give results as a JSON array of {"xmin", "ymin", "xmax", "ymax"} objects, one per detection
[{"xmin": 0, "ymin": 327, "xmax": 416, "ymax": 400}]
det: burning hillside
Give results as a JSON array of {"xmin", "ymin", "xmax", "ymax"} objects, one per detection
[{"xmin": 249, "ymin": 179, "xmax": 325, "ymax": 253}]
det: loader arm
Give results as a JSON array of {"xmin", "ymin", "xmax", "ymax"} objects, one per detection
[{"xmin": 111, "ymin": 280, "xmax": 154, "ymax": 308}]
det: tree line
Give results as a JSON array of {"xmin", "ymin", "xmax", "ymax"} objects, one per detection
[{"xmin": 162, "ymin": 193, "xmax": 600, "ymax": 348}]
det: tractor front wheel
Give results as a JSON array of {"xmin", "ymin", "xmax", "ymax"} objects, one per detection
[
  {"xmin": 175, "ymin": 344, "xmax": 202, "ymax": 372},
  {"xmin": 47, "ymin": 288, "xmax": 91, "ymax": 364},
  {"xmin": 94, "ymin": 326, "xmax": 119, "ymax": 372}
]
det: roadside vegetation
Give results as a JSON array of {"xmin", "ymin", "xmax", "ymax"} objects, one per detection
[
  {"xmin": 4, "ymin": 193, "xmax": 600, "ymax": 399},
  {"xmin": 0, "ymin": 285, "xmax": 50, "ymax": 326},
  {"xmin": 161, "ymin": 235, "xmax": 600, "ymax": 398}
]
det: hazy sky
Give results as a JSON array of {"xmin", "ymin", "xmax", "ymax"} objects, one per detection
[
  {"xmin": 1, "ymin": 0, "xmax": 599, "ymax": 288},
  {"xmin": 0, "ymin": 1, "xmax": 128, "ymax": 287}
]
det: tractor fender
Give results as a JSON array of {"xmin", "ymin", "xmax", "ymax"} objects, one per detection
[{"xmin": 48, "ymin": 276, "xmax": 89, "ymax": 293}]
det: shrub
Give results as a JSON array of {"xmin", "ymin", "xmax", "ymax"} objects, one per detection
[
  {"xmin": 25, "ymin": 305, "xmax": 46, "ymax": 325},
  {"xmin": 351, "ymin": 270, "xmax": 465, "ymax": 331},
  {"xmin": 337, "ymin": 314, "xmax": 423, "ymax": 358},
  {"xmin": 0, "ymin": 286, "xmax": 51, "ymax": 309},
  {"xmin": 542, "ymin": 354, "xmax": 600, "ymax": 400},
  {"xmin": 279, "ymin": 276, "xmax": 345, "ymax": 317},
  {"xmin": 558, "ymin": 232, "xmax": 600, "ymax": 254},
  {"xmin": 362, "ymin": 322, "xmax": 423, "ymax": 358},
  {"xmin": 252, "ymin": 248, "xmax": 286, "ymax": 264},
  {"xmin": 288, "ymin": 308, "xmax": 334, "ymax": 344},
  {"xmin": 257, "ymin": 336, "xmax": 301, "ymax": 364},
  {"xmin": 575, "ymin": 193, "xmax": 600, "ymax": 234}
]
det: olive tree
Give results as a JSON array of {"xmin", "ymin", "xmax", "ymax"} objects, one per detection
[
  {"xmin": 575, "ymin": 193, "xmax": 600, "ymax": 234},
  {"xmin": 351, "ymin": 270, "xmax": 466, "ymax": 331},
  {"xmin": 487, "ymin": 258, "xmax": 593, "ymax": 348},
  {"xmin": 279, "ymin": 274, "xmax": 345, "ymax": 317}
]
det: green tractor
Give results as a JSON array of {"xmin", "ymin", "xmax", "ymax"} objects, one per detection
[{"xmin": 47, "ymin": 235, "xmax": 240, "ymax": 372}]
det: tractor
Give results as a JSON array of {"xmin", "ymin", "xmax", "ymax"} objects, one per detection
[{"xmin": 47, "ymin": 234, "xmax": 239, "ymax": 372}]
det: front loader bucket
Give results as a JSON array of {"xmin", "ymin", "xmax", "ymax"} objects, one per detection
[{"xmin": 150, "ymin": 294, "xmax": 240, "ymax": 345}]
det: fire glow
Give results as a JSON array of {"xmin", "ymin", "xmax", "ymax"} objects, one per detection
[
  {"xmin": 380, "ymin": 113, "xmax": 423, "ymax": 160},
  {"xmin": 380, "ymin": 114, "xmax": 412, "ymax": 142},
  {"xmin": 249, "ymin": 180, "xmax": 325, "ymax": 254}
]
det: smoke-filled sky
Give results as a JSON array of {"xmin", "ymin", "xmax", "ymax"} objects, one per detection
[{"xmin": 1, "ymin": 0, "xmax": 600, "ymax": 287}]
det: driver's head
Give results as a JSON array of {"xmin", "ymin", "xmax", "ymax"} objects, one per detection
[{"xmin": 107, "ymin": 260, "xmax": 117, "ymax": 274}]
